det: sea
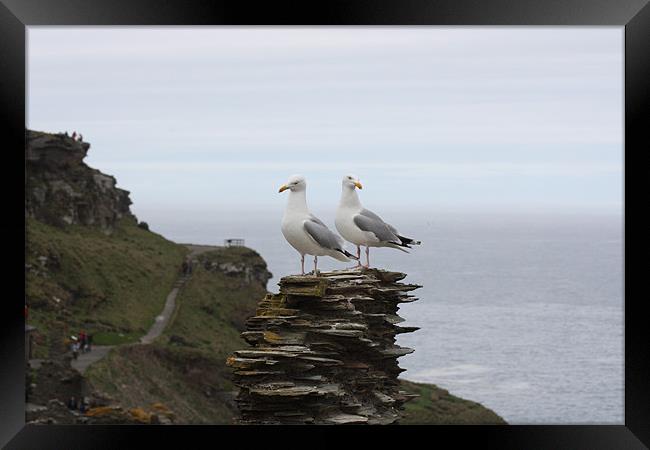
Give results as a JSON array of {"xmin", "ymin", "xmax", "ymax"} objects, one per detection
[{"xmin": 136, "ymin": 208, "xmax": 624, "ymax": 424}]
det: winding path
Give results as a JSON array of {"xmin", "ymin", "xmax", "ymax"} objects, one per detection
[
  {"xmin": 139, "ymin": 273, "xmax": 191, "ymax": 345},
  {"xmin": 68, "ymin": 244, "xmax": 220, "ymax": 374}
]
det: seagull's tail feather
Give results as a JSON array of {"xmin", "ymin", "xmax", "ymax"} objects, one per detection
[{"xmin": 398, "ymin": 235, "xmax": 421, "ymax": 246}]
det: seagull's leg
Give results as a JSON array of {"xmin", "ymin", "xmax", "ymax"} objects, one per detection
[
  {"xmin": 364, "ymin": 246, "xmax": 370, "ymax": 268},
  {"xmin": 313, "ymin": 256, "xmax": 319, "ymax": 276},
  {"xmin": 347, "ymin": 245, "xmax": 362, "ymax": 270},
  {"xmin": 300, "ymin": 254, "xmax": 305, "ymax": 275}
]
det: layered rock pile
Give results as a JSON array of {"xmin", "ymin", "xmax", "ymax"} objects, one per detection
[{"xmin": 226, "ymin": 268, "xmax": 421, "ymax": 424}]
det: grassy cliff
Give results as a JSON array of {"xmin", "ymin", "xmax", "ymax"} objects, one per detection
[
  {"xmin": 85, "ymin": 247, "xmax": 270, "ymax": 424},
  {"xmin": 163, "ymin": 247, "xmax": 270, "ymax": 358},
  {"xmin": 25, "ymin": 217, "xmax": 187, "ymax": 354}
]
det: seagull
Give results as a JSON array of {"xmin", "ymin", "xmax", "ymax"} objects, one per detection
[
  {"xmin": 279, "ymin": 175, "xmax": 357, "ymax": 275},
  {"xmin": 335, "ymin": 174, "xmax": 421, "ymax": 268}
]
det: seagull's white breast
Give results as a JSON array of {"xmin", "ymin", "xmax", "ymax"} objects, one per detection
[
  {"xmin": 281, "ymin": 213, "xmax": 325, "ymax": 256},
  {"xmin": 335, "ymin": 206, "xmax": 377, "ymax": 246}
]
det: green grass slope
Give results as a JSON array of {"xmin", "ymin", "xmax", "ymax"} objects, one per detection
[
  {"xmin": 85, "ymin": 344, "xmax": 238, "ymax": 424},
  {"xmin": 25, "ymin": 217, "xmax": 187, "ymax": 354},
  {"xmin": 163, "ymin": 247, "xmax": 269, "ymax": 357},
  {"xmin": 399, "ymin": 379, "xmax": 507, "ymax": 424},
  {"xmin": 85, "ymin": 247, "xmax": 269, "ymax": 424}
]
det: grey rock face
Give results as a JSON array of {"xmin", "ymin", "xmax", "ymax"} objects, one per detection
[
  {"xmin": 207, "ymin": 261, "xmax": 272, "ymax": 286},
  {"xmin": 25, "ymin": 130, "xmax": 135, "ymax": 230}
]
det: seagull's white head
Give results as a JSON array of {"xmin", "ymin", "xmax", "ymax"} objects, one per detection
[
  {"xmin": 342, "ymin": 174, "xmax": 362, "ymax": 190},
  {"xmin": 278, "ymin": 174, "xmax": 306, "ymax": 193}
]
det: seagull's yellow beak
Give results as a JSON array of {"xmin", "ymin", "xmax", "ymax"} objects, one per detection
[
  {"xmin": 278, "ymin": 184, "xmax": 289, "ymax": 193},
  {"xmin": 354, "ymin": 181, "xmax": 363, "ymax": 190}
]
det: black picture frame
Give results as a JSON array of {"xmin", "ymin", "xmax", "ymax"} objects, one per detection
[{"xmin": 3, "ymin": 0, "xmax": 648, "ymax": 447}]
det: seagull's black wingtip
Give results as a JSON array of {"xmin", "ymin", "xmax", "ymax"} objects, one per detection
[
  {"xmin": 398, "ymin": 235, "xmax": 421, "ymax": 246},
  {"xmin": 340, "ymin": 249, "xmax": 359, "ymax": 260}
]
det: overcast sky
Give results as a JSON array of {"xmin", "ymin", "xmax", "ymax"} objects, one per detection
[{"xmin": 27, "ymin": 27, "xmax": 623, "ymax": 215}]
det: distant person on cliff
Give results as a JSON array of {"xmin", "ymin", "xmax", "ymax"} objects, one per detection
[
  {"xmin": 67, "ymin": 396, "xmax": 77, "ymax": 410},
  {"xmin": 87, "ymin": 334, "xmax": 93, "ymax": 352},
  {"xmin": 181, "ymin": 260, "xmax": 188, "ymax": 275},
  {"xmin": 79, "ymin": 133, "xmax": 83, "ymax": 142},
  {"xmin": 182, "ymin": 256, "xmax": 192, "ymax": 275},
  {"xmin": 78, "ymin": 331, "xmax": 86, "ymax": 352},
  {"xmin": 71, "ymin": 131, "xmax": 77, "ymax": 140},
  {"xmin": 71, "ymin": 341, "xmax": 79, "ymax": 360}
]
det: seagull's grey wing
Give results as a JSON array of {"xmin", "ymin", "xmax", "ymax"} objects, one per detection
[
  {"xmin": 386, "ymin": 223, "xmax": 399, "ymax": 235},
  {"xmin": 307, "ymin": 214, "xmax": 327, "ymax": 228},
  {"xmin": 360, "ymin": 208, "xmax": 400, "ymax": 235},
  {"xmin": 359, "ymin": 208, "xmax": 384, "ymax": 222},
  {"xmin": 354, "ymin": 212, "xmax": 400, "ymax": 243},
  {"xmin": 304, "ymin": 219, "xmax": 344, "ymax": 250}
]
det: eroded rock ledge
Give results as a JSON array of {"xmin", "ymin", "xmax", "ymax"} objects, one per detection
[{"xmin": 227, "ymin": 268, "xmax": 421, "ymax": 424}]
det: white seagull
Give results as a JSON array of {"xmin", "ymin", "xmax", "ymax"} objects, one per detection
[
  {"xmin": 335, "ymin": 174, "xmax": 421, "ymax": 268},
  {"xmin": 279, "ymin": 175, "xmax": 357, "ymax": 275}
]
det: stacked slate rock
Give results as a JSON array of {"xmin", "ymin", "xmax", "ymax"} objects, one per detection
[{"xmin": 226, "ymin": 268, "xmax": 421, "ymax": 424}]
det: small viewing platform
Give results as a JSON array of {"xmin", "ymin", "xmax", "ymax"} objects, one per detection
[{"xmin": 224, "ymin": 238, "xmax": 245, "ymax": 247}]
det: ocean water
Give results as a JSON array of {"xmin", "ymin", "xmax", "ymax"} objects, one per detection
[{"xmin": 137, "ymin": 208, "xmax": 623, "ymax": 424}]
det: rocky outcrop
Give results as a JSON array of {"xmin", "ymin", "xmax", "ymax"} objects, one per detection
[
  {"xmin": 227, "ymin": 268, "xmax": 420, "ymax": 424},
  {"xmin": 196, "ymin": 248, "xmax": 273, "ymax": 288},
  {"xmin": 26, "ymin": 130, "xmax": 135, "ymax": 230}
]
